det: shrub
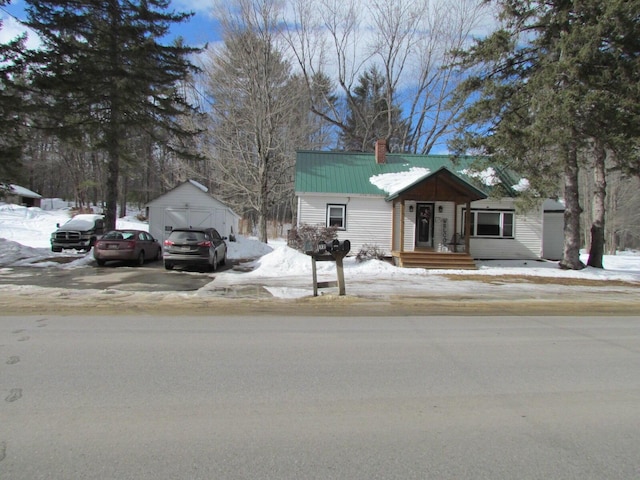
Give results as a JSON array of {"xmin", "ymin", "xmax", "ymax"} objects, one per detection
[
  {"xmin": 356, "ymin": 244, "xmax": 387, "ymax": 263},
  {"xmin": 288, "ymin": 224, "xmax": 338, "ymax": 252}
]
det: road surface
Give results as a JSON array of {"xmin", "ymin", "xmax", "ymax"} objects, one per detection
[{"xmin": 1, "ymin": 315, "xmax": 640, "ymax": 479}]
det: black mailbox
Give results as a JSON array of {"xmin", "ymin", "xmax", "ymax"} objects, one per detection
[{"xmin": 329, "ymin": 239, "xmax": 350, "ymax": 253}]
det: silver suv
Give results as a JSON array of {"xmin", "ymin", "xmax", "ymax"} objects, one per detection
[{"xmin": 163, "ymin": 228, "xmax": 227, "ymax": 271}]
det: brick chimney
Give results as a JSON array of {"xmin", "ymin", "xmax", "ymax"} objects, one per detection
[{"xmin": 375, "ymin": 139, "xmax": 387, "ymax": 164}]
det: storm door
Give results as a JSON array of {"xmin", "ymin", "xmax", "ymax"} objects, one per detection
[{"xmin": 415, "ymin": 203, "xmax": 434, "ymax": 248}]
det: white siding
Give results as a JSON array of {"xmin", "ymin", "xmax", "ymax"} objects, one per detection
[
  {"xmin": 298, "ymin": 194, "xmax": 392, "ymax": 255},
  {"xmin": 456, "ymin": 199, "xmax": 543, "ymax": 260},
  {"xmin": 147, "ymin": 183, "xmax": 238, "ymax": 242},
  {"xmin": 298, "ymin": 194, "xmax": 547, "ymax": 260}
]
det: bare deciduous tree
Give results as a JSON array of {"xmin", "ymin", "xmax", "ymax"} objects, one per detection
[{"xmin": 284, "ymin": 0, "xmax": 490, "ymax": 153}]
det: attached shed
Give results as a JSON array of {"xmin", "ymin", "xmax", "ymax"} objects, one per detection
[
  {"xmin": 146, "ymin": 180, "xmax": 240, "ymax": 242},
  {"xmin": 542, "ymin": 199, "xmax": 565, "ymax": 260},
  {"xmin": 1, "ymin": 184, "xmax": 42, "ymax": 207}
]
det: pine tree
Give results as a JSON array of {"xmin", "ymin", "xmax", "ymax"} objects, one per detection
[
  {"xmin": 0, "ymin": 0, "xmax": 27, "ymax": 180},
  {"xmin": 339, "ymin": 66, "xmax": 407, "ymax": 152},
  {"xmin": 24, "ymin": 0, "xmax": 201, "ymax": 229},
  {"xmin": 451, "ymin": 0, "xmax": 639, "ymax": 270}
]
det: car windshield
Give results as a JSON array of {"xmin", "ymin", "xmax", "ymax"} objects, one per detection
[
  {"xmin": 103, "ymin": 231, "xmax": 136, "ymax": 240},
  {"xmin": 169, "ymin": 231, "xmax": 205, "ymax": 242}
]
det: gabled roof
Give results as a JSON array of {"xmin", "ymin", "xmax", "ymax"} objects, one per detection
[
  {"xmin": 295, "ymin": 150, "xmax": 514, "ymax": 198},
  {"xmin": 146, "ymin": 180, "xmax": 240, "ymax": 218},
  {"xmin": 385, "ymin": 166, "xmax": 487, "ymax": 202},
  {"xmin": 2, "ymin": 184, "xmax": 42, "ymax": 199}
]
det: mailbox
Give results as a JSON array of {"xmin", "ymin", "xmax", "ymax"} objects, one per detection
[{"xmin": 328, "ymin": 239, "xmax": 350, "ymax": 253}]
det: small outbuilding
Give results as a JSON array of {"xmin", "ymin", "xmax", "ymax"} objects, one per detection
[
  {"xmin": 1, "ymin": 184, "xmax": 42, "ymax": 207},
  {"xmin": 146, "ymin": 180, "xmax": 240, "ymax": 242}
]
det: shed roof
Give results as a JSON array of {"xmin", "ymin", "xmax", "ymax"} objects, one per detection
[{"xmin": 294, "ymin": 151, "xmax": 518, "ymax": 198}]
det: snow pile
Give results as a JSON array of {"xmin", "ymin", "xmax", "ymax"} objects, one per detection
[
  {"xmin": 370, "ymin": 167, "xmax": 431, "ymax": 195},
  {"xmin": 1, "ymin": 201, "xmax": 640, "ymax": 300}
]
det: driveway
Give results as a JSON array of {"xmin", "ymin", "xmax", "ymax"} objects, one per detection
[{"xmin": 0, "ymin": 259, "xmax": 224, "ymax": 292}]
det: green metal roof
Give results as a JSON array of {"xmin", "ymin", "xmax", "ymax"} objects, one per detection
[{"xmin": 295, "ymin": 150, "xmax": 506, "ymax": 197}]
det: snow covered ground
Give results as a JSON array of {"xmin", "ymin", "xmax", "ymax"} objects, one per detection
[{"xmin": 1, "ymin": 201, "xmax": 639, "ymax": 299}]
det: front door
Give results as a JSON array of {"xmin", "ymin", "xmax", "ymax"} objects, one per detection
[{"xmin": 415, "ymin": 203, "xmax": 434, "ymax": 248}]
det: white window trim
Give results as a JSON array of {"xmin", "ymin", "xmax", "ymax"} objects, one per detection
[
  {"xmin": 326, "ymin": 204, "xmax": 347, "ymax": 230},
  {"xmin": 465, "ymin": 210, "xmax": 515, "ymax": 238}
]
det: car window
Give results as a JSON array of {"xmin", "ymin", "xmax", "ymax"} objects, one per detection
[
  {"xmin": 210, "ymin": 229, "xmax": 221, "ymax": 240},
  {"xmin": 121, "ymin": 231, "xmax": 135, "ymax": 240},
  {"xmin": 169, "ymin": 230, "xmax": 206, "ymax": 242}
]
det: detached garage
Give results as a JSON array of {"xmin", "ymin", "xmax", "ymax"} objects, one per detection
[{"xmin": 147, "ymin": 180, "xmax": 240, "ymax": 242}]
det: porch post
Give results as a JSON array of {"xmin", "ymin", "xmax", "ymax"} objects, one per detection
[
  {"xmin": 391, "ymin": 200, "xmax": 397, "ymax": 251},
  {"xmin": 400, "ymin": 201, "xmax": 405, "ymax": 252},
  {"xmin": 465, "ymin": 201, "xmax": 471, "ymax": 253}
]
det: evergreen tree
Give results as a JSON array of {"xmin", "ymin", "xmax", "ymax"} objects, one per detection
[
  {"xmin": 24, "ymin": 0, "xmax": 201, "ymax": 229},
  {"xmin": 451, "ymin": 0, "xmax": 640, "ymax": 270},
  {"xmin": 339, "ymin": 66, "xmax": 406, "ymax": 152},
  {"xmin": 0, "ymin": 0, "xmax": 27, "ymax": 180}
]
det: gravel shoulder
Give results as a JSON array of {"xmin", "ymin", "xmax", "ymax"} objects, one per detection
[{"xmin": 0, "ymin": 274, "xmax": 638, "ymax": 317}]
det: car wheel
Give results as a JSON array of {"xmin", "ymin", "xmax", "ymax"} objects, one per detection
[
  {"xmin": 136, "ymin": 251, "xmax": 145, "ymax": 266},
  {"xmin": 96, "ymin": 259, "xmax": 106, "ymax": 266},
  {"xmin": 209, "ymin": 253, "xmax": 218, "ymax": 272},
  {"xmin": 155, "ymin": 247, "xmax": 163, "ymax": 261},
  {"xmin": 164, "ymin": 262, "xmax": 174, "ymax": 270}
]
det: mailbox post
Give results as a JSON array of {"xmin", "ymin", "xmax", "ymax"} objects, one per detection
[{"xmin": 307, "ymin": 239, "xmax": 351, "ymax": 296}]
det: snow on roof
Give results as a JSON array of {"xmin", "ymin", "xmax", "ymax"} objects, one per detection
[
  {"xmin": 8, "ymin": 184, "xmax": 42, "ymax": 198},
  {"xmin": 512, "ymin": 178, "xmax": 530, "ymax": 192},
  {"xmin": 369, "ymin": 167, "xmax": 431, "ymax": 195},
  {"xmin": 188, "ymin": 179, "xmax": 208, "ymax": 193},
  {"xmin": 459, "ymin": 168, "xmax": 500, "ymax": 187}
]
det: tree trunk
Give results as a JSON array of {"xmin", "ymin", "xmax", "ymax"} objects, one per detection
[
  {"xmin": 587, "ymin": 141, "xmax": 606, "ymax": 268},
  {"xmin": 559, "ymin": 141, "xmax": 586, "ymax": 270},
  {"xmin": 257, "ymin": 156, "xmax": 269, "ymax": 243}
]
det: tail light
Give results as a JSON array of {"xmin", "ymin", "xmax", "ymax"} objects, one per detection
[
  {"xmin": 164, "ymin": 240, "xmax": 174, "ymax": 246},
  {"xmin": 122, "ymin": 241, "xmax": 136, "ymax": 250},
  {"xmin": 197, "ymin": 240, "xmax": 212, "ymax": 247}
]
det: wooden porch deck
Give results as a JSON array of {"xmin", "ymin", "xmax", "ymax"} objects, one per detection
[{"xmin": 392, "ymin": 250, "xmax": 477, "ymax": 270}]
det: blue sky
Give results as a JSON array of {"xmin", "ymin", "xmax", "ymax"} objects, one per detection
[{"xmin": 0, "ymin": 0, "xmax": 221, "ymax": 48}]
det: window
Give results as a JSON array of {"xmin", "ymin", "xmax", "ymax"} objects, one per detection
[
  {"xmin": 326, "ymin": 204, "xmax": 346, "ymax": 229},
  {"xmin": 464, "ymin": 210, "xmax": 514, "ymax": 238}
]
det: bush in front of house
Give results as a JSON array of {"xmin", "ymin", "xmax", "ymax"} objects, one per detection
[
  {"xmin": 288, "ymin": 224, "xmax": 338, "ymax": 253},
  {"xmin": 356, "ymin": 244, "xmax": 387, "ymax": 263}
]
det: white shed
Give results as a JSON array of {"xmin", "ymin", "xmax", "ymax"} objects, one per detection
[{"xmin": 146, "ymin": 180, "xmax": 240, "ymax": 242}]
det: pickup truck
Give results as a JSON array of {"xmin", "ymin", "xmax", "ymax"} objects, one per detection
[{"xmin": 50, "ymin": 214, "xmax": 106, "ymax": 252}]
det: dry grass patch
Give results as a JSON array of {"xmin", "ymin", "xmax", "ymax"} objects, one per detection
[{"xmin": 441, "ymin": 274, "xmax": 639, "ymax": 287}]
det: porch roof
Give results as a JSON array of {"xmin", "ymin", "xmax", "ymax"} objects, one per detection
[
  {"xmin": 295, "ymin": 150, "xmax": 516, "ymax": 198},
  {"xmin": 385, "ymin": 166, "xmax": 488, "ymax": 203}
]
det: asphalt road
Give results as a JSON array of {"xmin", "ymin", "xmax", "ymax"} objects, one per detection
[{"xmin": 2, "ymin": 315, "xmax": 639, "ymax": 479}]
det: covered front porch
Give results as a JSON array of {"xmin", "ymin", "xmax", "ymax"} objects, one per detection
[{"xmin": 387, "ymin": 167, "xmax": 488, "ymax": 269}]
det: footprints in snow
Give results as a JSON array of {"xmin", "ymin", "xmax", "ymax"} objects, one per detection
[
  {"xmin": 6, "ymin": 356, "xmax": 19, "ymax": 365},
  {"xmin": 5, "ymin": 388, "xmax": 22, "ymax": 403},
  {"xmin": 3, "ymin": 318, "xmax": 47, "ymax": 405}
]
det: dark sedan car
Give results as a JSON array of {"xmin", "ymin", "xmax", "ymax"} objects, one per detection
[
  {"xmin": 93, "ymin": 229, "xmax": 163, "ymax": 266},
  {"xmin": 163, "ymin": 227, "xmax": 227, "ymax": 271}
]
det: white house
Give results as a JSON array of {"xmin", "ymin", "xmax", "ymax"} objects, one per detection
[
  {"xmin": 295, "ymin": 142, "xmax": 564, "ymax": 269},
  {"xmin": 146, "ymin": 180, "xmax": 240, "ymax": 242}
]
